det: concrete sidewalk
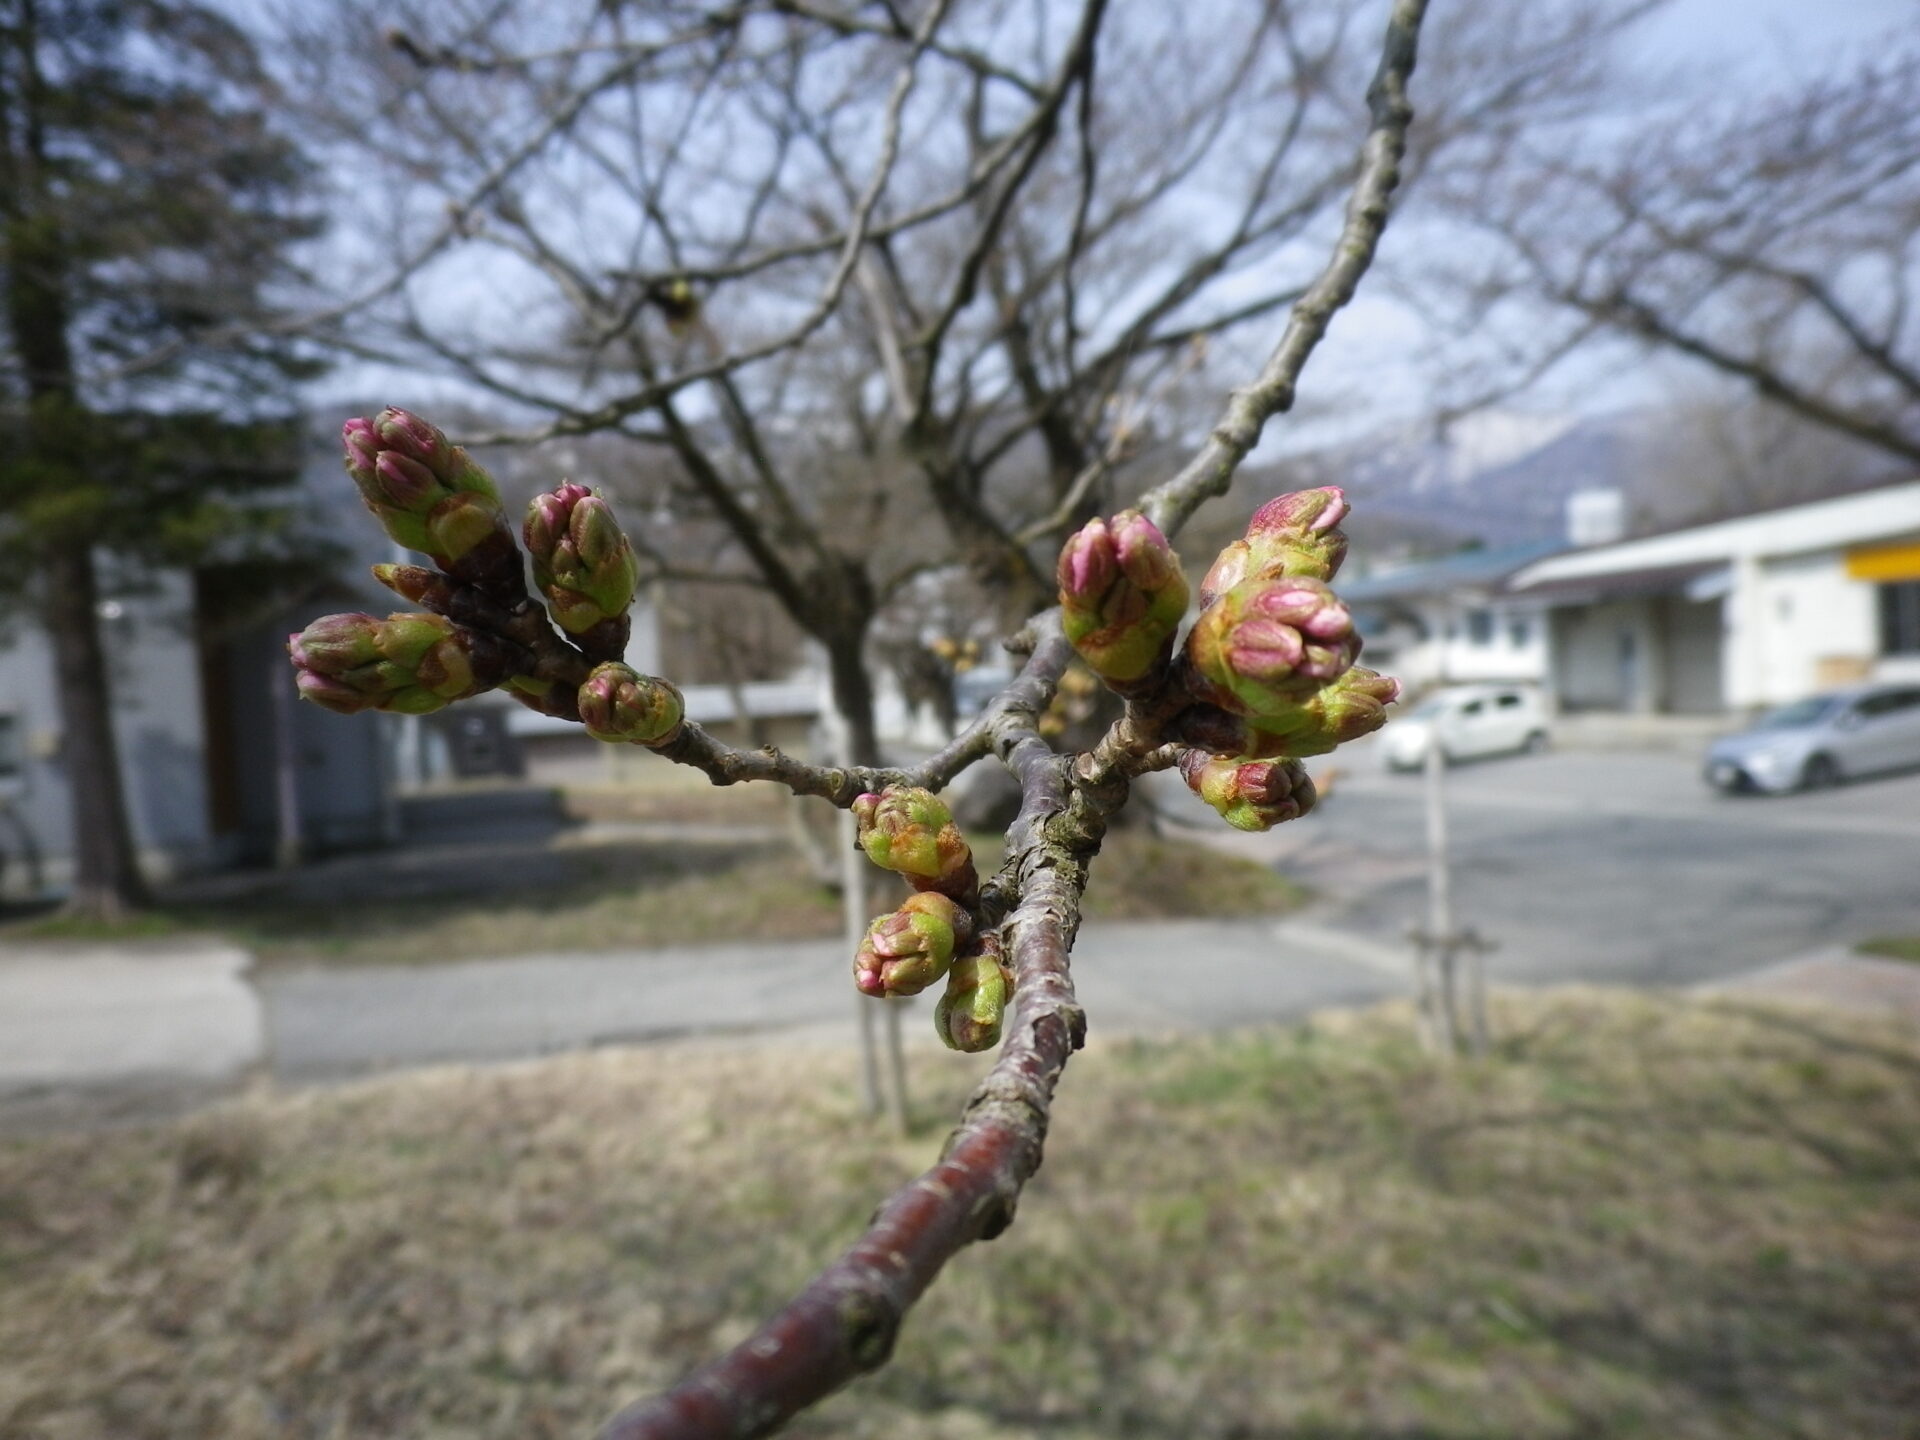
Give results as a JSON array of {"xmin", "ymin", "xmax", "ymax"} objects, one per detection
[
  {"xmin": 260, "ymin": 916, "xmax": 1408, "ymax": 1082},
  {"xmin": 6, "ymin": 921, "xmax": 1918, "ymax": 1131}
]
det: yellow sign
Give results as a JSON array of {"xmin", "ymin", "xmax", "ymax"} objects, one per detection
[{"xmin": 1846, "ymin": 539, "xmax": 1920, "ymax": 583}]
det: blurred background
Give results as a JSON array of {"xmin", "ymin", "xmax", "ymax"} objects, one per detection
[{"xmin": 2, "ymin": 1, "xmax": 1918, "ymax": 1436}]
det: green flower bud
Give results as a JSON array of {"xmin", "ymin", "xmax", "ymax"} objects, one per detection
[
  {"xmin": 1244, "ymin": 665, "xmax": 1401, "ymax": 757},
  {"xmin": 851, "ymin": 786, "xmax": 977, "ymax": 900},
  {"xmin": 853, "ymin": 892, "xmax": 974, "ymax": 998},
  {"xmin": 289, "ymin": 611, "xmax": 524, "ymax": 716},
  {"xmin": 578, "ymin": 662, "xmax": 684, "ymax": 746},
  {"xmin": 934, "ymin": 948, "xmax": 1013, "ymax": 1053}
]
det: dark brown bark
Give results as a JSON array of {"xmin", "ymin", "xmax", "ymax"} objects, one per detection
[
  {"xmin": 5, "ymin": 1, "xmax": 150, "ymax": 916},
  {"xmin": 825, "ymin": 629, "xmax": 882, "ymax": 768},
  {"xmin": 43, "ymin": 542, "xmax": 151, "ymax": 916}
]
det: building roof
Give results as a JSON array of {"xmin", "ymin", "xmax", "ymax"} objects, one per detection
[
  {"xmin": 1339, "ymin": 540, "xmax": 1565, "ymax": 604},
  {"xmin": 1510, "ymin": 480, "xmax": 1920, "ymax": 591}
]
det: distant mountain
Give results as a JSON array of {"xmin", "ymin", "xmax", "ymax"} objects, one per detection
[{"xmin": 1218, "ymin": 405, "xmax": 1904, "ymax": 570}]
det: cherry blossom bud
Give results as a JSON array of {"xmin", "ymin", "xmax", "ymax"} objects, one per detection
[
  {"xmin": 1178, "ymin": 751, "xmax": 1318, "ymax": 831},
  {"xmin": 934, "ymin": 948, "xmax": 1013, "ymax": 1053},
  {"xmin": 1247, "ymin": 665, "xmax": 1402, "ymax": 757},
  {"xmin": 853, "ymin": 892, "xmax": 974, "ymax": 998},
  {"xmin": 1199, "ymin": 486, "xmax": 1351, "ymax": 604},
  {"xmin": 341, "ymin": 408, "xmax": 520, "ymax": 593},
  {"xmin": 577, "ymin": 662, "xmax": 684, "ymax": 746},
  {"xmin": 288, "ymin": 611, "xmax": 524, "ymax": 716},
  {"xmin": 1186, "ymin": 575, "xmax": 1359, "ymax": 717},
  {"xmin": 524, "ymin": 482, "xmax": 639, "ymax": 661},
  {"xmin": 1058, "ymin": 510, "xmax": 1191, "ymax": 684},
  {"xmin": 852, "ymin": 786, "xmax": 978, "ymax": 900}
]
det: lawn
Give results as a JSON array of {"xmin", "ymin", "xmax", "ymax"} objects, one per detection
[
  {"xmin": 0, "ymin": 819, "xmax": 1305, "ymax": 968},
  {"xmin": 1860, "ymin": 935, "xmax": 1920, "ymax": 964},
  {"xmin": 2, "ymin": 990, "xmax": 1916, "ymax": 1439}
]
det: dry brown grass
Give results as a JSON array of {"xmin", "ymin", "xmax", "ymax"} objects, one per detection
[
  {"xmin": 3, "ymin": 990, "xmax": 1917, "ymax": 1439},
  {"xmin": 5, "ymin": 827, "xmax": 1304, "ymax": 968}
]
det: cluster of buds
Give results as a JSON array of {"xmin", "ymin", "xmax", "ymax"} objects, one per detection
[
  {"xmin": 848, "ymin": 786, "xmax": 1010, "ymax": 1052},
  {"xmin": 578, "ymin": 662, "xmax": 684, "ymax": 746},
  {"xmin": 288, "ymin": 612, "xmax": 525, "ymax": 716},
  {"xmin": 852, "ymin": 786, "xmax": 978, "ymax": 903},
  {"xmin": 853, "ymin": 892, "xmax": 973, "ymax": 998},
  {"xmin": 1057, "ymin": 510, "xmax": 1190, "ymax": 685},
  {"xmin": 525, "ymin": 482, "xmax": 640, "ymax": 662},
  {"xmin": 343, "ymin": 409, "xmax": 520, "ymax": 595},
  {"xmin": 1052, "ymin": 486, "xmax": 1400, "ymax": 834},
  {"xmin": 1180, "ymin": 486, "xmax": 1398, "ymax": 774},
  {"xmin": 299, "ymin": 407, "xmax": 656, "ymax": 735},
  {"xmin": 1179, "ymin": 752, "xmax": 1317, "ymax": 831},
  {"xmin": 934, "ymin": 946, "xmax": 1013, "ymax": 1053}
]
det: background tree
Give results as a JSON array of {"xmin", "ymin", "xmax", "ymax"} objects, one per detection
[
  {"xmin": 0, "ymin": 0, "xmax": 322, "ymax": 916},
  {"xmin": 1422, "ymin": 35, "xmax": 1920, "ymax": 468},
  {"xmin": 275, "ymin": 0, "xmax": 1638, "ymax": 770}
]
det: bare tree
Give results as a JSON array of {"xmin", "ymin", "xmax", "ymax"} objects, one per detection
[
  {"xmin": 1425, "ymin": 36, "xmax": 1920, "ymax": 467},
  {"xmin": 275, "ymin": 3, "xmax": 1433, "ymax": 1433},
  {"xmin": 273, "ymin": 0, "xmax": 1622, "ymax": 774}
]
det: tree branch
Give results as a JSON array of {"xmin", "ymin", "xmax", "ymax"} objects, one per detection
[{"xmin": 1141, "ymin": 0, "xmax": 1429, "ymax": 539}]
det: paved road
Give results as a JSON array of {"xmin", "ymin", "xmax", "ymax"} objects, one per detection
[
  {"xmin": 1149, "ymin": 739, "xmax": 1920, "ymax": 989},
  {"xmin": 6, "ymin": 743, "xmax": 1916, "ymax": 1117}
]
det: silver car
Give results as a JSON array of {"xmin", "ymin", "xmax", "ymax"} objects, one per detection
[{"xmin": 1704, "ymin": 684, "xmax": 1920, "ymax": 793}]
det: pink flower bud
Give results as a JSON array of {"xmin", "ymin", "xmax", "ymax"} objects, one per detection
[
  {"xmin": 1187, "ymin": 576, "xmax": 1359, "ymax": 717},
  {"xmin": 577, "ymin": 662, "xmax": 683, "ymax": 746},
  {"xmin": 853, "ymin": 892, "xmax": 973, "ymax": 998},
  {"xmin": 1179, "ymin": 751, "xmax": 1317, "ymax": 831},
  {"xmin": 1057, "ymin": 510, "xmax": 1190, "ymax": 684}
]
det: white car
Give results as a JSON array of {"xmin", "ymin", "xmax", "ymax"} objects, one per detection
[{"xmin": 1382, "ymin": 685, "xmax": 1550, "ymax": 770}]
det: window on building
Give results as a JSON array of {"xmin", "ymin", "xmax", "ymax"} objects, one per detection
[
  {"xmin": 1882, "ymin": 580, "xmax": 1920, "ymax": 654},
  {"xmin": 1466, "ymin": 609, "xmax": 1494, "ymax": 646},
  {"xmin": 0, "ymin": 714, "xmax": 19, "ymax": 780},
  {"xmin": 1508, "ymin": 616, "xmax": 1532, "ymax": 648}
]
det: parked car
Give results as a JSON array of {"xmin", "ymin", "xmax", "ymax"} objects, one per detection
[
  {"xmin": 1704, "ymin": 683, "xmax": 1920, "ymax": 793},
  {"xmin": 1382, "ymin": 684, "xmax": 1550, "ymax": 770}
]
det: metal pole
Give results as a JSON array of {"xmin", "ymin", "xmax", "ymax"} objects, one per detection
[
  {"xmin": 1423, "ymin": 730, "xmax": 1459, "ymax": 1055},
  {"xmin": 839, "ymin": 805, "xmax": 882, "ymax": 1117},
  {"xmin": 881, "ymin": 999, "xmax": 911, "ymax": 1136},
  {"xmin": 269, "ymin": 654, "xmax": 305, "ymax": 869}
]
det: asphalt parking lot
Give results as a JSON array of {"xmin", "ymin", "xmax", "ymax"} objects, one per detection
[{"xmin": 1203, "ymin": 739, "xmax": 1920, "ymax": 988}]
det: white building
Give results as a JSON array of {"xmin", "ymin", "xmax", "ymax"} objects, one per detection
[
  {"xmin": 1341, "ymin": 542, "xmax": 1562, "ymax": 695},
  {"xmin": 1508, "ymin": 482, "xmax": 1920, "ymax": 714}
]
